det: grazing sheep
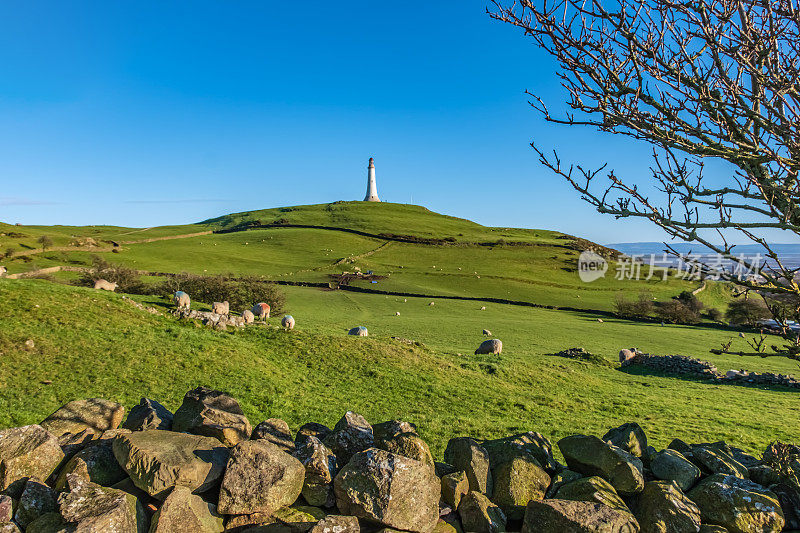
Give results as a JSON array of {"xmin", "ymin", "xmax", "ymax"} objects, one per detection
[
  {"xmin": 618, "ymin": 349, "xmax": 636, "ymax": 363},
  {"xmin": 597, "ymin": 318, "xmax": 603, "ymax": 323},
  {"xmin": 252, "ymin": 302, "xmax": 271, "ymax": 321},
  {"xmin": 93, "ymin": 279, "xmax": 118, "ymax": 292},
  {"xmin": 480, "ymin": 306, "xmax": 486, "ymax": 311},
  {"xmin": 348, "ymin": 326, "xmax": 368, "ymax": 336},
  {"xmin": 475, "ymin": 339, "xmax": 502, "ymax": 355},
  {"xmin": 281, "ymin": 315, "xmax": 295, "ymax": 330},
  {"xmin": 395, "ymin": 312, "xmax": 400, "ymax": 316},
  {"xmin": 173, "ymin": 291, "xmax": 190, "ymax": 310},
  {"xmin": 212, "ymin": 301, "xmax": 229, "ymax": 315},
  {"xmin": 429, "ymin": 302, "xmax": 435, "ymax": 306},
  {"xmin": 242, "ymin": 309, "xmax": 255, "ymax": 324},
  {"xmin": 0, "ymin": 266, "xmax": 6, "ymax": 277},
  {"xmin": 482, "ymin": 329, "xmax": 492, "ymax": 336}
]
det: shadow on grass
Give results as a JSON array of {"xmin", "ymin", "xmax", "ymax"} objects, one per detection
[{"xmin": 618, "ymin": 364, "xmax": 799, "ymax": 394}]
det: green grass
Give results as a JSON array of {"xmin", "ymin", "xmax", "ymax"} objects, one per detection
[{"xmin": 1, "ymin": 278, "xmax": 796, "ymax": 459}]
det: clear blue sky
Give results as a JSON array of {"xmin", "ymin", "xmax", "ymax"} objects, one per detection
[{"xmin": 0, "ymin": 1, "xmax": 718, "ymax": 243}]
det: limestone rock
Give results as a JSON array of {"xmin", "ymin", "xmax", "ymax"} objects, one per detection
[
  {"xmin": 58, "ymin": 474, "xmax": 146, "ymax": 532},
  {"xmin": 521, "ymin": 499, "xmax": 640, "ymax": 533},
  {"xmin": 634, "ymin": 480, "xmax": 701, "ymax": 533},
  {"xmin": 376, "ymin": 432, "xmax": 434, "ymax": 469},
  {"xmin": 252, "ymin": 419, "xmax": 295, "ymax": 453},
  {"xmin": 334, "ymin": 448, "xmax": 439, "ymax": 533},
  {"xmin": 54, "ymin": 440, "xmax": 128, "ymax": 490},
  {"xmin": 273, "ymin": 505, "xmax": 327, "ymax": 531},
  {"xmin": 112, "ymin": 430, "xmax": 229, "ymax": 500},
  {"xmin": 443, "ymin": 437, "xmax": 492, "ymax": 496},
  {"xmin": 0, "ymin": 495, "xmax": 11, "ymax": 523},
  {"xmin": 0, "ymin": 425, "xmax": 64, "ymax": 498},
  {"xmin": 295, "ymin": 423, "xmax": 332, "ymax": 447},
  {"xmin": 172, "ymin": 387, "xmax": 252, "ymax": 447},
  {"xmin": 323, "ymin": 412, "xmax": 374, "ymax": 467},
  {"xmin": 491, "ymin": 452, "xmax": 550, "ymax": 520},
  {"xmin": 121, "ymin": 398, "xmax": 173, "ymax": 432},
  {"xmin": 458, "ymin": 491, "xmax": 506, "ymax": 533},
  {"xmin": 309, "ymin": 515, "xmax": 359, "ymax": 533},
  {"xmin": 552, "ymin": 476, "xmax": 631, "ymax": 515},
  {"xmin": 40, "ymin": 398, "xmax": 125, "ymax": 439},
  {"xmin": 14, "ymin": 478, "xmax": 57, "ymax": 528},
  {"xmin": 558, "ymin": 434, "xmax": 644, "ymax": 495},
  {"xmin": 482, "ymin": 432, "xmax": 558, "ymax": 473},
  {"xmin": 692, "ymin": 447, "xmax": 749, "ymax": 479},
  {"xmin": 441, "ymin": 471, "xmax": 470, "ymax": 509},
  {"xmin": 475, "ymin": 339, "xmax": 502, "ymax": 355},
  {"xmin": 149, "ymin": 486, "xmax": 224, "ymax": 533},
  {"xmin": 603, "ymin": 422, "xmax": 648, "ymax": 458},
  {"xmin": 650, "ymin": 449, "xmax": 701, "ymax": 491},
  {"xmin": 217, "ymin": 440, "xmax": 305, "ymax": 516},
  {"xmin": 687, "ymin": 474, "xmax": 784, "ymax": 533},
  {"xmin": 293, "ymin": 436, "xmax": 337, "ymax": 508}
]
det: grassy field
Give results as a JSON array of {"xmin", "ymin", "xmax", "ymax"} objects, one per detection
[
  {"xmin": 1, "ymin": 202, "xmax": 793, "ymax": 458},
  {"xmin": 1, "ymin": 279, "xmax": 797, "ymax": 459}
]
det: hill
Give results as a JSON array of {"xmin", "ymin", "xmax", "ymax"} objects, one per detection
[
  {"xmin": 0, "ymin": 201, "xmax": 733, "ymax": 313},
  {"xmin": 1, "ymin": 278, "xmax": 798, "ymax": 456}
]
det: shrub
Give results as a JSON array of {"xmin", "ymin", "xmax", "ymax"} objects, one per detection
[
  {"xmin": 159, "ymin": 273, "xmax": 285, "ymax": 315},
  {"xmin": 676, "ymin": 290, "xmax": 704, "ymax": 312},
  {"xmin": 655, "ymin": 300, "xmax": 700, "ymax": 324},
  {"xmin": 726, "ymin": 298, "xmax": 772, "ymax": 326},
  {"xmin": 706, "ymin": 308, "xmax": 723, "ymax": 322},
  {"xmin": 36, "ymin": 235, "xmax": 53, "ymax": 251},
  {"xmin": 76, "ymin": 256, "xmax": 147, "ymax": 294},
  {"xmin": 614, "ymin": 292, "xmax": 654, "ymax": 318}
]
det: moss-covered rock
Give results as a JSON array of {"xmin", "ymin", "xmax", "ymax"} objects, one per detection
[
  {"xmin": 458, "ymin": 491, "xmax": 506, "ymax": 533},
  {"xmin": 334, "ymin": 448, "xmax": 439, "ymax": 533},
  {"xmin": 558, "ymin": 434, "xmax": 644, "ymax": 495},
  {"xmin": 482, "ymin": 432, "xmax": 558, "ymax": 473},
  {"xmin": 552, "ymin": 476, "xmax": 631, "ymax": 515},
  {"xmin": 491, "ymin": 453, "xmax": 550, "ymax": 520},
  {"xmin": 634, "ymin": 480, "xmax": 701, "ymax": 533},
  {"xmin": 58, "ymin": 474, "xmax": 147, "ymax": 532},
  {"xmin": 688, "ymin": 474, "xmax": 784, "ymax": 533},
  {"xmin": 0, "ymin": 425, "xmax": 64, "ymax": 498},
  {"xmin": 112, "ymin": 430, "xmax": 229, "ymax": 501},
  {"xmin": 121, "ymin": 398, "xmax": 173, "ymax": 432},
  {"xmin": 217, "ymin": 440, "xmax": 305, "ymax": 516},
  {"xmin": 441, "ymin": 471, "xmax": 470, "ymax": 509},
  {"xmin": 521, "ymin": 499, "xmax": 639, "ymax": 533},
  {"xmin": 252, "ymin": 419, "xmax": 295, "ymax": 453},
  {"xmin": 14, "ymin": 478, "xmax": 56, "ymax": 528},
  {"xmin": 172, "ymin": 387, "xmax": 252, "ymax": 447},
  {"xmin": 323, "ymin": 412, "xmax": 374, "ymax": 468},
  {"xmin": 149, "ymin": 486, "xmax": 224, "ymax": 533},
  {"xmin": 603, "ymin": 422, "xmax": 648, "ymax": 458},
  {"xmin": 443, "ymin": 438, "xmax": 492, "ymax": 496},
  {"xmin": 53, "ymin": 440, "xmax": 127, "ymax": 490},
  {"xmin": 650, "ymin": 449, "xmax": 701, "ymax": 491},
  {"xmin": 40, "ymin": 398, "xmax": 125, "ymax": 440},
  {"xmin": 293, "ymin": 435, "xmax": 337, "ymax": 508}
]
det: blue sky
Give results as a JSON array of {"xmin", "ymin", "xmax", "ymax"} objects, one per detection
[{"xmin": 0, "ymin": 1, "xmax": 751, "ymax": 243}]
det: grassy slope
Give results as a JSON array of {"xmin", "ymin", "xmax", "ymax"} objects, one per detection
[{"xmin": 1, "ymin": 279, "xmax": 797, "ymax": 458}]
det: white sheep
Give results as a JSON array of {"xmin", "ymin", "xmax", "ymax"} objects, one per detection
[
  {"xmin": 475, "ymin": 339, "xmax": 502, "ymax": 355},
  {"xmin": 93, "ymin": 279, "xmax": 118, "ymax": 292},
  {"xmin": 252, "ymin": 302, "xmax": 271, "ymax": 321},
  {"xmin": 173, "ymin": 291, "xmax": 190, "ymax": 309},
  {"xmin": 282, "ymin": 315, "xmax": 295, "ymax": 330}
]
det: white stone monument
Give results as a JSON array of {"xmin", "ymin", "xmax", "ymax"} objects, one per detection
[{"xmin": 364, "ymin": 157, "xmax": 380, "ymax": 202}]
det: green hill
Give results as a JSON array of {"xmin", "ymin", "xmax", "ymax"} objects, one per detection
[{"xmin": 0, "ymin": 201, "xmax": 733, "ymax": 313}]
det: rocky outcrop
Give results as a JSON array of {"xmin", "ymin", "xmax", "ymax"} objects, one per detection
[
  {"xmin": 0, "ymin": 425, "xmax": 64, "ymax": 498},
  {"xmin": 172, "ymin": 387, "xmax": 252, "ymax": 447}
]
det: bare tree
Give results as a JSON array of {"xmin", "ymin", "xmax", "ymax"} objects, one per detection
[{"xmin": 490, "ymin": 0, "xmax": 800, "ymax": 358}]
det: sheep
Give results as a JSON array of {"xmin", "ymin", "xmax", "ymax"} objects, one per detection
[
  {"xmin": 429, "ymin": 302, "xmax": 435, "ymax": 306},
  {"xmin": 173, "ymin": 291, "xmax": 190, "ymax": 309},
  {"xmin": 212, "ymin": 301, "xmax": 229, "ymax": 315},
  {"xmin": 0, "ymin": 266, "xmax": 6, "ymax": 277},
  {"xmin": 242, "ymin": 309, "xmax": 255, "ymax": 324},
  {"xmin": 281, "ymin": 315, "xmax": 295, "ymax": 330},
  {"xmin": 480, "ymin": 306, "xmax": 486, "ymax": 311},
  {"xmin": 252, "ymin": 302, "xmax": 271, "ymax": 321},
  {"xmin": 482, "ymin": 329, "xmax": 492, "ymax": 336},
  {"xmin": 93, "ymin": 279, "xmax": 118, "ymax": 292},
  {"xmin": 475, "ymin": 339, "xmax": 502, "ymax": 355},
  {"xmin": 348, "ymin": 326, "xmax": 368, "ymax": 336},
  {"xmin": 395, "ymin": 312, "xmax": 400, "ymax": 316}
]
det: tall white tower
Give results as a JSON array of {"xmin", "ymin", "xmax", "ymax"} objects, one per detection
[{"xmin": 364, "ymin": 157, "xmax": 381, "ymax": 202}]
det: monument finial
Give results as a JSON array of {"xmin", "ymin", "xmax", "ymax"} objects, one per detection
[{"xmin": 364, "ymin": 157, "xmax": 380, "ymax": 202}]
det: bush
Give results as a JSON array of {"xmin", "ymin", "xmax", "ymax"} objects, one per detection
[
  {"xmin": 725, "ymin": 298, "xmax": 772, "ymax": 326},
  {"xmin": 613, "ymin": 292, "xmax": 654, "ymax": 318},
  {"xmin": 654, "ymin": 300, "xmax": 701, "ymax": 324},
  {"xmin": 159, "ymin": 273, "xmax": 285, "ymax": 315},
  {"xmin": 76, "ymin": 256, "xmax": 147, "ymax": 294},
  {"xmin": 706, "ymin": 308, "xmax": 723, "ymax": 322},
  {"xmin": 676, "ymin": 290, "xmax": 704, "ymax": 312}
]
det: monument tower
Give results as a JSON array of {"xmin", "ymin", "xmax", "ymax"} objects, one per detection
[{"xmin": 364, "ymin": 157, "xmax": 380, "ymax": 202}]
